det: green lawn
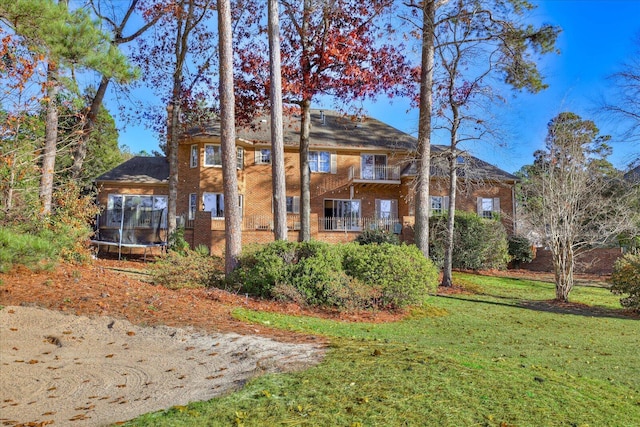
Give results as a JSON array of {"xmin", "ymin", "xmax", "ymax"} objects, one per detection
[{"xmin": 124, "ymin": 273, "xmax": 640, "ymax": 426}]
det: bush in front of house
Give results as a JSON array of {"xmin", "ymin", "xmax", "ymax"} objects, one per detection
[
  {"xmin": 355, "ymin": 228, "xmax": 400, "ymax": 245},
  {"xmin": 149, "ymin": 249, "xmax": 224, "ymax": 289},
  {"xmin": 227, "ymin": 240, "xmax": 438, "ymax": 310},
  {"xmin": 610, "ymin": 252, "xmax": 640, "ymax": 312},
  {"xmin": 508, "ymin": 234, "xmax": 535, "ymax": 268},
  {"xmin": 342, "ymin": 242, "xmax": 438, "ymax": 308},
  {"xmin": 226, "ymin": 240, "xmax": 295, "ymax": 297},
  {"xmin": 429, "ymin": 211, "xmax": 510, "ymax": 270}
]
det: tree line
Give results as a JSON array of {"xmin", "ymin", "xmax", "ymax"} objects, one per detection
[{"xmin": 1, "ymin": 0, "xmax": 638, "ymax": 301}]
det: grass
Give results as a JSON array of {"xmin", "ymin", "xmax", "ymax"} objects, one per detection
[{"xmin": 123, "ymin": 272, "xmax": 640, "ymax": 427}]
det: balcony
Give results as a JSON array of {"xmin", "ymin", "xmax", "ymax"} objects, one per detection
[{"xmin": 348, "ymin": 165, "xmax": 401, "ymax": 184}]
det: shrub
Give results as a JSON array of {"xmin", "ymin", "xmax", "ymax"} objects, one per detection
[
  {"xmin": 343, "ymin": 243, "xmax": 438, "ymax": 308},
  {"xmin": 168, "ymin": 227, "xmax": 191, "ymax": 255},
  {"xmin": 47, "ymin": 181, "xmax": 100, "ymax": 264},
  {"xmin": 149, "ymin": 249, "xmax": 224, "ymax": 290},
  {"xmin": 227, "ymin": 240, "xmax": 294, "ymax": 297},
  {"xmin": 0, "ymin": 227, "xmax": 58, "ymax": 272},
  {"xmin": 230, "ymin": 241, "xmax": 436, "ymax": 310},
  {"xmin": 508, "ymin": 235, "xmax": 535, "ymax": 267},
  {"xmin": 286, "ymin": 241, "xmax": 346, "ymax": 305},
  {"xmin": 430, "ymin": 212, "xmax": 510, "ymax": 270},
  {"xmin": 610, "ymin": 253, "xmax": 640, "ymax": 312},
  {"xmin": 355, "ymin": 228, "xmax": 400, "ymax": 245}
]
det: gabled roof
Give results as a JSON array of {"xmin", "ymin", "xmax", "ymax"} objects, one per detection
[
  {"xmin": 402, "ymin": 145, "xmax": 519, "ymax": 182},
  {"xmin": 95, "ymin": 156, "xmax": 169, "ymax": 184},
  {"xmin": 188, "ymin": 109, "xmax": 417, "ymax": 151}
]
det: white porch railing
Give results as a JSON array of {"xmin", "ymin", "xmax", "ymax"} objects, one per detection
[
  {"xmin": 320, "ymin": 217, "xmax": 401, "ymax": 233},
  {"xmin": 348, "ymin": 165, "xmax": 401, "ymax": 181},
  {"xmin": 178, "ymin": 214, "xmax": 401, "ymax": 234}
]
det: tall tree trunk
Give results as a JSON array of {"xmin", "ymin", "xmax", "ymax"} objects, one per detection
[
  {"xmin": 40, "ymin": 63, "xmax": 59, "ymax": 216},
  {"xmin": 414, "ymin": 0, "xmax": 436, "ymax": 258},
  {"xmin": 268, "ymin": 0, "xmax": 287, "ymax": 241},
  {"xmin": 167, "ymin": 100, "xmax": 180, "ymax": 237},
  {"xmin": 218, "ymin": 0, "xmax": 241, "ymax": 273},
  {"xmin": 442, "ymin": 155, "xmax": 457, "ymax": 287},
  {"xmin": 70, "ymin": 76, "xmax": 110, "ymax": 180},
  {"xmin": 298, "ymin": 0, "xmax": 312, "ymax": 242},
  {"xmin": 298, "ymin": 99, "xmax": 311, "ymax": 242},
  {"xmin": 552, "ymin": 238, "xmax": 574, "ymax": 302}
]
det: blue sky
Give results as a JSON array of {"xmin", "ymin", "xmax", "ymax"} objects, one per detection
[{"xmin": 115, "ymin": 0, "xmax": 640, "ymax": 174}]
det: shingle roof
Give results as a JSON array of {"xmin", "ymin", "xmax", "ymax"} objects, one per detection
[
  {"xmin": 624, "ymin": 164, "xmax": 640, "ymax": 183},
  {"xmin": 95, "ymin": 156, "xmax": 169, "ymax": 184},
  {"xmin": 401, "ymin": 145, "xmax": 519, "ymax": 182},
  {"xmin": 188, "ymin": 109, "xmax": 417, "ymax": 151},
  {"xmin": 105, "ymin": 110, "xmax": 516, "ymax": 184}
]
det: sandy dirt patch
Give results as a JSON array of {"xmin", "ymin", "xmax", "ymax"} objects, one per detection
[{"xmin": 0, "ymin": 306, "xmax": 325, "ymax": 426}]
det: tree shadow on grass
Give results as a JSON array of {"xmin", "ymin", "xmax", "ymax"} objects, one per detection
[{"xmin": 436, "ymin": 293, "xmax": 638, "ymax": 320}]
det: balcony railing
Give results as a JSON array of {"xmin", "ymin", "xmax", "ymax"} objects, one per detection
[
  {"xmin": 169, "ymin": 214, "xmax": 402, "ymax": 234},
  {"xmin": 320, "ymin": 217, "xmax": 401, "ymax": 233},
  {"xmin": 348, "ymin": 165, "xmax": 401, "ymax": 181}
]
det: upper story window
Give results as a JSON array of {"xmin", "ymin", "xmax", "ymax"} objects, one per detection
[
  {"xmin": 190, "ymin": 145, "xmax": 198, "ymax": 168},
  {"xmin": 309, "ymin": 151, "xmax": 331, "ymax": 173},
  {"xmin": 361, "ymin": 154, "xmax": 387, "ymax": 180},
  {"xmin": 255, "ymin": 148, "xmax": 271, "ymax": 164},
  {"xmin": 478, "ymin": 197, "xmax": 500, "ymax": 219},
  {"xmin": 204, "ymin": 144, "xmax": 222, "ymax": 167}
]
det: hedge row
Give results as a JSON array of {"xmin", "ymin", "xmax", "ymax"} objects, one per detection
[{"xmin": 227, "ymin": 240, "xmax": 438, "ymax": 310}]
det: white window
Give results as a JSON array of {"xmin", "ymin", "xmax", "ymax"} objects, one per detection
[
  {"xmin": 190, "ymin": 144, "xmax": 198, "ymax": 168},
  {"xmin": 375, "ymin": 199, "xmax": 398, "ymax": 220},
  {"xmin": 204, "ymin": 144, "xmax": 222, "ymax": 166},
  {"xmin": 309, "ymin": 151, "xmax": 333, "ymax": 173},
  {"xmin": 286, "ymin": 196, "xmax": 300, "ymax": 214},
  {"xmin": 430, "ymin": 196, "xmax": 449, "ymax": 215},
  {"xmin": 188, "ymin": 193, "xmax": 197, "ymax": 220},
  {"xmin": 362, "ymin": 154, "xmax": 387, "ymax": 180},
  {"xmin": 255, "ymin": 148, "xmax": 271, "ymax": 164},
  {"xmin": 477, "ymin": 197, "xmax": 500, "ymax": 219},
  {"xmin": 237, "ymin": 147, "xmax": 244, "ymax": 170},
  {"xmin": 203, "ymin": 193, "xmax": 243, "ymax": 219},
  {"xmin": 106, "ymin": 194, "xmax": 167, "ymax": 228},
  {"xmin": 324, "ymin": 199, "xmax": 360, "ymax": 231}
]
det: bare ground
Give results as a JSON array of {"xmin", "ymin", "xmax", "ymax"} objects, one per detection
[{"xmin": 0, "ymin": 257, "xmax": 403, "ymax": 427}]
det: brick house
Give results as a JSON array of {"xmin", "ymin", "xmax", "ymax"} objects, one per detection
[{"xmin": 95, "ymin": 109, "xmax": 518, "ymax": 255}]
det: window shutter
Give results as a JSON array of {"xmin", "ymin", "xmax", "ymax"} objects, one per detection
[
  {"xmin": 391, "ymin": 199, "xmax": 398, "ymax": 219},
  {"xmin": 375, "ymin": 199, "xmax": 381, "ymax": 218},
  {"xmin": 476, "ymin": 197, "xmax": 483, "ymax": 216},
  {"xmin": 493, "ymin": 197, "xmax": 501, "ymax": 213},
  {"xmin": 255, "ymin": 148, "xmax": 261, "ymax": 164},
  {"xmin": 443, "ymin": 196, "xmax": 450, "ymax": 212},
  {"xmin": 293, "ymin": 196, "xmax": 300, "ymax": 214},
  {"xmin": 330, "ymin": 152, "xmax": 337, "ymax": 174}
]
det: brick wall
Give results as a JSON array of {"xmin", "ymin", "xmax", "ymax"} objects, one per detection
[
  {"xmin": 521, "ymin": 247, "xmax": 623, "ymax": 275},
  {"xmin": 171, "ymin": 140, "xmax": 518, "ymax": 253}
]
